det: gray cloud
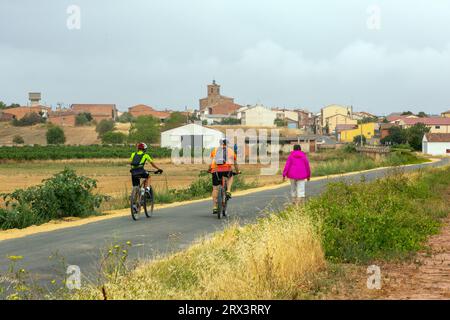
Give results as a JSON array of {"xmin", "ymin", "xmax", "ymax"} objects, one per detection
[{"xmin": 1, "ymin": 0, "xmax": 450, "ymax": 114}]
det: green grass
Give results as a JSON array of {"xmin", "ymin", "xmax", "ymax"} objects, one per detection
[
  {"xmin": 306, "ymin": 167, "xmax": 450, "ymax": 263},
  {"xmin": 311, "ymin": 149, "xmax": 428, "ymax": 177}
]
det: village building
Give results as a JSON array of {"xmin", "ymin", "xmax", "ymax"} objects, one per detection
[
  {"xmin": 48, "ymin": 110, "xmax": 77, "ymax": 126},
  {"xmin": 198, "ymin": 81, "xmax": 242, "ymax": 124},
  {"xmin": 199, "ymin": 80, "xmax": 235, "ymax": 111},
  {"xmin": 338, "ymin": 122, "xmax": 376, "ymax": 143},
  {"xmin": 1, "ymin": 105, "xmax": 50, "ymax": 120},
  {"xmin": 160, "ymin": 123, "xmax": 224, "ymax": 149},
  {"xmin": 379, "ymin": 123, "xmax": 396, "ymax": 139},
  {"xmin": 422, "ymin": 133, "xmax": 450, "ymax": 156},
  {"xmin": 394, "ymin": 117, "xmax": 450, "ymax": 134},
  {"xmin": 321, "ymin": 104, "xmax": 357, "ymax": 134},
  {"xmin": 240, "ymin": 104, "xmax": 277, "ymax": 127},
  {"xmin": 297, "ymin": 109, "xmax": 316, "ymax": 133},
  {"xmin": 441, "ymin": 110, "xmax": 450, "ymax": 118},
  {"xmin": 71, "ymin": 104, "xmax": 118, "ymax": 122},
  {"xmin": 0, "ymin": 111, "xmax": 15, "ymax": 122},
  {"xmin": 128, "ymin": 104, "xmax": 171, "ymax": 121}
]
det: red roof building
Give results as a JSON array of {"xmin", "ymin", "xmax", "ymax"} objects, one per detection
[
  {"xmin": 128, "ymin": 104, "xmax": 171, "ymax": 120},
  {"xmin": 71, "ymin": 104, "xmax": 117, "ymax": 122}
]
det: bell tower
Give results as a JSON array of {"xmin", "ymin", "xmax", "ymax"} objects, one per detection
[{"xmin": 207, "ymin": 80, "xmax": 220, "ymax": 97}]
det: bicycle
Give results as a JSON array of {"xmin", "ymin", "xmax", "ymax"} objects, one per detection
[
  {"xmin": 130, "ymin": 170, "xmax": 160, "ymax": 221},
  {"xmin": 216, "ymin": 171, "xmax": 239, "ymax": 220}
]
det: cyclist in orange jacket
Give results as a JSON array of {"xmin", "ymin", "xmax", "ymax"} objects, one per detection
[{"xmin": 207, "ymin": 138, "xmax": 240, "ymax": 215}]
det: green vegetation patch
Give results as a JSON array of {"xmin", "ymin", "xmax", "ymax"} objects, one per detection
[
  {"xmin": 306, "ymin": 167, "xmax": 450, "ymax": 263},
  {"xmin": 0, "ymin": 168, "xmax": 108, "ymax": 230}
]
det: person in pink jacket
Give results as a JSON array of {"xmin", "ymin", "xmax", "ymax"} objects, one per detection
[{"xmin": 282, "ymin": 144, "xmax": 311, "ymax": 204}]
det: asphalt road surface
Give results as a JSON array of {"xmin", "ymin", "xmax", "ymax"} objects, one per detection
[{"xmin": 0, "ymin": 159, "xmax": 448, "ymax": 286}]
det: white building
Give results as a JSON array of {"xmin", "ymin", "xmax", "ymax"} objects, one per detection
[
  {"xmin": 241, "ymin": 104, "xmax": 277, "ymax": 127},
  {"xmin": 422, "ymin": 133, "xmax": 450, "ymax": 156},
  {"xmin": 161, "ymin": 123, "xmax": 224, "ymax": 149}
]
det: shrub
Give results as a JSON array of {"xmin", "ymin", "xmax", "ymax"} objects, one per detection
[
  {"xmin": 96, "ymin": 119, "xmax": 115, "ymax": 137},
  {"xmin": 163, "ymin": 112, "xmax": 186, "ymax": 130},
  {"xmin": 220, "ymin": 118, "xmax": 241, "ymax": 125},
  {"xmin": 12, "ymin": 135, "xmax": 24, "ymax": 144},
  {"xmin": 274, "ymin": 118, "xmax": 287, "ymax": 127},
  {"xmin": 128, "ymin": 116, "xmax": 160, "ymax": 144},
  {"xmin": 12, "ymin": 112, "xmax": 43, "ymax": 126},
  {"xmin": 118, "ymin": 112, "xmax": 135, "ymax": 123},
  {"xmin": 101, "ymin": 131, "xmax": 127, "ymax": 144},
  {"xmin": 1, "ymin": 168, "xmax": 108, "ymax": 230},
  {"xmin": 353, "ymin": 135, "xmax": 366, "ymax": 145},
  {"xmin": 75, "ymin": 112, "xmax": 93, "ymax": 126},
  {"xmin": 46, "ymin": 126, "xmax": 66, "ymax": 145}
]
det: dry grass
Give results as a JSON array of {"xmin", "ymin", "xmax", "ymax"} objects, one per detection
[
  {"xmin": 0, "ymin": 123, "xmax": 100, "ymax": 145},
  {"xmin": 0, "ymin": 161, "xmax": 279, "ymax": 199},
  {"xmin": 75, "ymin": 207, "xmax": 325, "ymax": 300}
]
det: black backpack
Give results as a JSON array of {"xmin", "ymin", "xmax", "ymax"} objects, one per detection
[{"xmin": 131, "ymin": 152, "xmax": 145, "ymax": 167}]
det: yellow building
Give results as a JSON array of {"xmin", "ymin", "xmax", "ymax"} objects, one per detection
[
  {"xmin": 321, "ymin": 104, "xmax": 357, "ymax": 134},
  {"xmin": 339, "ymin": 123, "xmax": 376, "ymax": 143},
  {"xmin": 441, "ymin": 110, "xmax": 450, "ymax": 118}
]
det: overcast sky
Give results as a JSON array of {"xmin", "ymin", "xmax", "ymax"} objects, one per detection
[{"xmin": 1, "ymin": 0, "xmax": 450, "ymax": 114}]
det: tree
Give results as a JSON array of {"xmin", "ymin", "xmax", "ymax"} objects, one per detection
[
  {"xmin": 0, "ymin": 102, "xmax": 19, "ymax": 109},
  {"xmin": 381, "ymin": 126, "xmax": 407, "ymax": 145},
  {"xmin": 406, "ymin": 123, "xmax": 430, "ymax": 151},
  {"xmin": 358, "ymin": 116, "xmax": 378, "ymax": 124},
  {"xmin": 128, "ymin": 115, "xmax": 160, "ymax": 144},
  {"xmin": 164, "ymin": 112, "xmax": 186, "ymax": 130},
  {"xmin": 46, "ymin": 126, "xmax": 66, "ymax": 145},
  {"xmin": 13, "ymin": 135, "xmax": 24, "ymax": 144},
  {"xmin": 101, "ymin": 131, "xmax": 127, "ymax": 144},
  {"xmin": 274, "ymin": 118, "xmax": 287, "ymax": 127},
  {"xmin": 12, "ymin": 112, "xmax": 43, "ymax": 126},
  {"xmin": 220, "ymin": 118, "xmax": 241, "ymax": 125},
  {"xmin": 118, "ymin": 112, "xmax": 135, "ymax": 123},
  {"xmin": 75, "ymin": 113, "xmax": 92, "ymax": 126},
  {"xmin": 417, "ymin": 111, "xmax": 428, "ymax": 118},
  {"xmin": 353, "ymin": 135, "xmax": 366, "ymax": 145},
  {"xmin": 95, "ymin": 119, "xmax": 115, "ymax": 137},
  {"xmin": 401, "ymin": 111, "xmax": 414, "ymax": 116}
]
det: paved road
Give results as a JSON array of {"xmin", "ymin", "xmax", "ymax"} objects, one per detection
[{"xmin": 0, "ymin": 159, "xmax": 448, "ymax": 285}]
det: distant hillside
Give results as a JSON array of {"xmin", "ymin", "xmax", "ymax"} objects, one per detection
[{"xmin": 0, "ymin": 123, "xmax": 103, "ymax": 145}]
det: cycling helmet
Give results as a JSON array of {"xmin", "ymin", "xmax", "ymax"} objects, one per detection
[{"xmin": 137, "ymin": 142, "xmax": 148, "ymax": 151}]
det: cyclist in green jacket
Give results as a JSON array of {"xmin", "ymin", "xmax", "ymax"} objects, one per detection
[{"xmin": 130, "ymin": 143, "xmax": 163, "ymax": 191}]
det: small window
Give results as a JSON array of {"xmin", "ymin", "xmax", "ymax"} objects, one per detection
[
  {"xmin": 447, "ymin": 149, "xmax": 450, "ymax": 154},
  {"xmin": 435, "ymin": 126, "xmax": 440, "ymax": 129}
]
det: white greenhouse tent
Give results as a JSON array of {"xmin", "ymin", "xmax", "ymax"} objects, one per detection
[{"xmin": 160, "ymin": 123, "xmax": 224, "ymax": 149}]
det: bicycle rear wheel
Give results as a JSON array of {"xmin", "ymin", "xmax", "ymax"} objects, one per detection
[
  {"xmin": 130, "ymin": 186, "xmax": 141, "ymax": 221},
  {"xmin": 217, "ymin": 185, "xmax": 225, "ymax": 219},
  {"xmin": 143, "ymin": 187, "xmax": 154, "ymax": 218}
]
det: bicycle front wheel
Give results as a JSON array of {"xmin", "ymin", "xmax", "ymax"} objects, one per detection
[
  {"xmin": 130, "ymin": 186, "xmax": 141, "ymax": 221},
  {"xmin": 144, "ymin": 187, "xmax": 154, "ymax": 218}
]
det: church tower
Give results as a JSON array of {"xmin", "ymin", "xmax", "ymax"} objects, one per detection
[{"xmin": 207, "ymin": 80, "xmax": 220, "ymax": 97}]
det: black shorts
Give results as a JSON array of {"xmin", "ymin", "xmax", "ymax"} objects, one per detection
[
  {"xmin": 211, "ymin": 171, "xmax": 233, "ymax": 187},
  {"xmin": 130, "ymin": 168, "xmax": 149, "ymax": 187}
]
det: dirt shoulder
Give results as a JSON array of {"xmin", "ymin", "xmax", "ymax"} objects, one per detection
[{"xmin": 325, "ymin": 187, "xmax": 450, "ymax": 300}]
